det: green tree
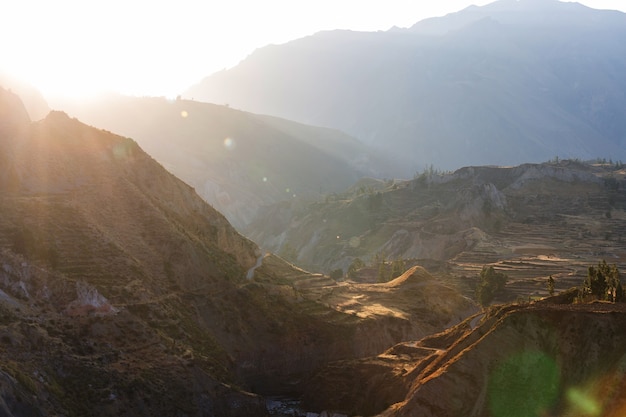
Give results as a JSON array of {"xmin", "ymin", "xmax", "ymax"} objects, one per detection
[
  {"xmin": 476, "ymin": 266, "xmax": 508, "ymax": 307},
  {"xmin": 377, "ymin": 260, "xmax": 387, "ymax": 283},
  {"xmin": 616, "ymin": 281, "xmax": 625, "ymax": 303},
  {"xmin": 547, "ymin": 275, "xmax": 555, "ymax": 296},
  {"xmin": 583, "ymin": 260, "xmax": 621, "ymax": 301},
  {"xmin": 368, "ymin": 192, "xmax": 383, "ymax": 212},
  {"xmin": 391, "ymin": 258, "xmax": 406, "ymax": 279},
  {"xmin": 375, "ymin": 252, "xmax": 389, "ymax": 282},
  {"xmin": 347, "ymin": 257, "xmax": 364, "ymax": 279},
  {"xmin": 329, "ymin": 268, "xmax": 343, "ymax": 280}
]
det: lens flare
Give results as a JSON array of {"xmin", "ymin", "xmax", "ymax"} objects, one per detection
[
  {"xmin": 223, "ymin": 137, "xmax": 235, "ymax": 150},
  {"xmin": 566, "ymin": 388, "xmax": 601, "ymax": 416},
  {"xmin": 488, "ymin": 351, "xmax": 560, "ymax": 417},
  {"xmin": 112, "ymin": 140, "xmax": 134, "ymax": 160},
  {"xmin": 180, "ymin": 110, "xmax": 188, "ymax": 118},
  {"xmin": 349, "ymin": 237, "xmax": 361, "ymax": 247}
]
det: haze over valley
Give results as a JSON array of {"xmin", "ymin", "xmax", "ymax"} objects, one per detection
[{"xmin": 1, "ymin": 1, "xmax": 626, "ymax": 416}]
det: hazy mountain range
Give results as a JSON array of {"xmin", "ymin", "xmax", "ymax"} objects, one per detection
[
  {"xmin": 52, "ymin": 95, "xmax": 386, "ymax": 229},
  {"xmin": 186, "ymin": 0, "xmax": 626, "ymax": 174}
]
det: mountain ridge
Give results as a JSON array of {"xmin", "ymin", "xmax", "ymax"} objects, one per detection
[
  {"xmin": 52, "ymin": 94, "xmax": 383, "ymax": 229},
  {"xmin": 185, "ymin": 0, "xmax": 626, "ymax": 174}
]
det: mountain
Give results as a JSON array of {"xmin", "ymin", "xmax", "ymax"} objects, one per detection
[
  {"xmin": 52, "ymin": 94, "xmax": 382, "ymax": 229},
  {"xmin": 0, "ymin": 73, "xmax": 50, "ymax": 121},
  {"xmin": 0, "ymin": 87, "xmax": 475, "ymax": 416},
  {"xmin": 245, "ymin": 160, "xmax": 626, "ymax": 300},
  {"xmin": 0, "ymin": 86, "xmax": 266, "ymax": 416},
  {"xmin": 185, "ymin": 0, "xmax": 626, "ymax": 174},
  {"xmin": 303, "ymin": 298, "xmax": 626, "ymax": 416}
]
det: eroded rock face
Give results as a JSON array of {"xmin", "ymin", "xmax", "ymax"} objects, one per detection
[
  {"xmin": 308, "ymin": 301, "xmax": 626, "ymax": 417},
  {"xmin": 392, "ymin": 305, "xmax": 626, "ymax": 416},
  {"xmin": 193, "ymin": 263, "xmax": 476, "ymax": 396}
]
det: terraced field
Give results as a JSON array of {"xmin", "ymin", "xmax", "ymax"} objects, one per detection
[
  {"xmin": 249, "ymin": 162, "xmax": 626, "ymax": 306},
  {"xmin": 447, "ymin": 184, "xmax": 626, "ymax": 302}
]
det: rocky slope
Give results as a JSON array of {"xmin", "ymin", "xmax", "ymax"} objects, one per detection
[
  {"xmin": 0, "ymin": 86, "xmax": 266, "ymax": 416},
  {"xmin": 0, "ymin": 87, "xmax": 476, "ymax": 416},
  {"xmin": 304, "ymin": 298, "xmax": 626, "ymax": 417},
  {"xmin": 185, "ymin": 0, "xmax": 626, "ymax": 174},
  {"xmin": 231, "ymin": 257, "xmax": 476, "ymax": 395},
  {"xmin": 246, "ymin": 161, "xmax": 626, "ymax": 301}
]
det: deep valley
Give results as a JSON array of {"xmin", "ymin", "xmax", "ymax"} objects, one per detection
[{"xmin": 1, "ymin": 0, "xmax": 626, "ymax": 415}]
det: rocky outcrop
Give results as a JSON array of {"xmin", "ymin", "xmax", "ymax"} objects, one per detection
[
  {"xmin": 384, "ymin": 302, "xmax": 626, "ymax": 416},
  {"xmin": 197, "ymin": 261, "xmax": 476, "ymax": 396},
  {"xmin": 307, "ymin": 301, "xmax": 626, "ymax": 417}
]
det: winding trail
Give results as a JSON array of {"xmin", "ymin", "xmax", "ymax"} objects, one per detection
[{"xmin": 246, "ymin": 253, "xmax": 266, "ymax": 280}]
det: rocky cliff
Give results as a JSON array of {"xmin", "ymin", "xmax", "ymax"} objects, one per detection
[{"xmin": 304, "ymin": 299, "xmax": 626, "ymax": 417}]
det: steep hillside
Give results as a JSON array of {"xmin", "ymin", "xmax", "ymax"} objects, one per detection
[
  {"xmin": 186, "ymin": 0, "xmax": 626, "ymax": 174},
  {"xmin": 303, "ymin": 300, "xmax": 626, "ymax": 417},
  {"xmin": 246, "ymin": 161, "xmax": 626, "ymax": 300},
  {"xmin": 0, "ymin": 86, "xmax": 266, "ymax": 416},
  {"xmin": 51, "ymin": 94, "xmax": 381, "ymax": 229},
  {"xmin": 0, "ymin": 88, "xmax": 475, "ymax": 416}
]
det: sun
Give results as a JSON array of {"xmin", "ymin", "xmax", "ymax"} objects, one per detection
[{"xmin": 0, "ymin": 1, "xmax": 198, "ymax": 99}]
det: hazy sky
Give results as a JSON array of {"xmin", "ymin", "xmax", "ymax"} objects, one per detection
[{"xmin": 1, "ymin": 0, "xmax": 624, "ymax": 98}]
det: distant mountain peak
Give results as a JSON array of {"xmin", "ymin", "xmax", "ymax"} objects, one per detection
[
  {"xmin": 408, "ymin": 0, "xmax": 619, "ymax": 35},
  {"xmin": 184, "ymin": 0, "xmax": 626, "ymax": 174},
  {"xmin": 0, "ymin": 73, "xmax": 50, "ymax": 120}
]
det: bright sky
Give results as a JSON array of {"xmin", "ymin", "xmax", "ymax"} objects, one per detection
[{"xmin": 1, "ymin": 0, "xmax": 624, "ymax": 98}]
